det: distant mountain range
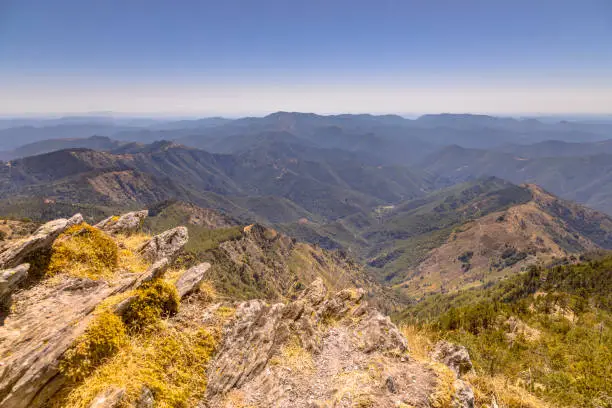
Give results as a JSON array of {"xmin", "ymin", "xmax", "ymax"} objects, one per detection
[{"xmin": 1, "ymin": 111, "xmax": 612, "ymax": 300}]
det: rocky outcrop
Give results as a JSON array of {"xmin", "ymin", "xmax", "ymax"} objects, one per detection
[
  {"xmin": 431, "ymin": 341, "xmax": 473, "ymax": 377},
  {"xmin": 175, "ymin": 262, "xmax": 211, "ymax": 298},
  {"xmin": 206, "ymin": 279, "xmax": 436, "ymax": 407},
  {"xmin": 432, "ymin": 341, "xmax": 475, "ymax": 408},
  {"xmin": 0, "ymin": 219, "xmax": 189, "ymax": 408},
  {"xmin": 0, "ymin": 276, "xmax": 137, "ymax": 408},
  {"xmin": 138, "ymin": 226, "xmax": 188, "ymax": 263},
  {"xmin": 0, "ymin": 264, "xmax": 29, "ymax": 305},
  {"xmin": 0, "ymin": 213, "xmax": 82, "ymax": 269},
  {"xmin": 95, "ymin": 210, "xmax": 148, "ymax": 235}
]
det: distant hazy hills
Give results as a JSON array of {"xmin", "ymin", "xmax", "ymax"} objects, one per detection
[
  {"xmin": 279, "ymin": 178, "xmax": 612, "ymax": 298},
  {"xmin": 422, "ymin": 144, "xmax": 612, "ymax": 214},
  {"xmin": 2, "ymin": 112, "xmax": 612, "ymax": 300},
  {"xmin": 0, "ymin": 140, "xmax": 434, "ymax": 223}
]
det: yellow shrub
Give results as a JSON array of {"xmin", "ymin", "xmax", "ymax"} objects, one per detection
[
  {"xmin": 60, "ymin": 312, "xmax": 128, "ymax": 382},
  {"xmin": 59, "ymin": 327, "xmax": 217, "ymax": 408},
  {"xmin": 48, "ymin": 223, "xmax": 118, "ymax": 280},
  {"xmin": 198, "ymin": 280, "xmax": 218, "ymax": 303},
  {"xmin": 123, "ymin": 280, "xmax": 180, "ymax": 332}
]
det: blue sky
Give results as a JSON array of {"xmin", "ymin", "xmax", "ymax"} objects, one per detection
[{"xmin": 0, "ymin": 0, "xmax": 611, "ymax": 115}]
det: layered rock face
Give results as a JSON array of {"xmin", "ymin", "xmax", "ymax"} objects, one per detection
[
  {"xmin": 206, "ymin": 279, "xmax": 473, "ymax": 408},
  {"xmin": 0, "ymin": 211, "xmax": 211, "ymax": 408},
  {"xmin": 0, "ymin": 211, "xmax": 474, "ymax": 408}
]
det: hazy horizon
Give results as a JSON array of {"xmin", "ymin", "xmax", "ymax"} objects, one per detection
[{"xmin": 1, "ymin": 0, "xmax": 611, "ymax": 115}]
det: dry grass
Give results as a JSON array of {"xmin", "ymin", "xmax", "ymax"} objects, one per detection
[
  {"xmin": 269, "ymin": 335, "xmax": 314, "ymax": 372},
  {"xmin": 466, "ymin": 374, "xmax": 551, "ymax": 408},
  {"xmin": 115, "ymin": 232, "xmax": 151, "ymax": 274},
  {"xmin": 198, "ymin": 280, "xmax": 218, "ymax": 303},
  {"xmin": 400, "ymin": 325, "xmax": 436, "ymax": 362},
  {"xmin": 332, "ymin": 369, "xmax": 377, "ymax": 407},
  {"xmin": 56, "ymin": 325, "xmax": 217, "ymax": 408},
  {"xmin": 60, "ymin": 312, "xmax": 128, "ymax": 382},
  {"xmin": 429, "ymin": 362, "xmax": 456, "ymax": 408},
  {"xmin": 47, "ymin": 223, "xmax": 118, "ymax": 280}
]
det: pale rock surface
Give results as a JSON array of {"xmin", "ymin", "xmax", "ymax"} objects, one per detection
[
  {"xmin": 175, "ymin": 262, "xmax": 211, "ymax": 298},
  {"xmin": 205, "ymin": 279, "xmax": 437, "ymax": 408},
  {"xmin": 0, "ymin": 264, "xmax": 30, "ymax": 304},
  {"xmin": 88, "ymin": 386, "xmax": 125, "ymax": 408},
  {"xmin": 138, "ymin": 226, "xmax": 188, "ymax": 263},
  {"xmin": 0, "ymin": 276, "xmax": 137, "ymax": 408},
  {"xmin": 95, "ymin": 210, "xmax": 148, "ymax": 235},
  {"xmin": 0, "ymin": 213, "xmax": 83, "ymax": 269}
]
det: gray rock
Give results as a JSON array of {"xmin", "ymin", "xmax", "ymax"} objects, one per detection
[
  {"xmin": 138, "ymin": 226, "xmax": 188, "ymax": 263},
  {"xmin": 452, "ymin": 379, "xmax": 475, "ymax": 408},
  {"xmin": 95, "ymin": 210, "xmax": 148, "ymax": 235},
  {"xmin": 175, "ymin": 262, "xmax": 211, "ymax": 298},
  {"xmin": 136, "ymin": 386, "xmax": 154, "ymax": 408},
  {"xmin": 133, "ymin": 258, "xmax": 170, "ymax": 287},
  {"xmin": 205, "ymin": 280, "xmax": 433, "ymax": 408},
  {"xmin": 0, "ymin": 213, "xmax": 83, "ymax": 269},
  {"xmin": 431, "ymin": 340, "xmax": 473, "ymax": 377},
  {"xmin": 0, "ymin": 275, "xmax": 138, "ymax": 408},
  {"xmin": 88, "ymin": 387, "xmax": 125, "ymax": 408},
  {"xmin": 0, "ymin": 264, "xmax": 30, "ymax": 303}
]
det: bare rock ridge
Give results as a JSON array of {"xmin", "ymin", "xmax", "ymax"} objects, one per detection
[
  {"xmin": 95, "ymin": 210, "xmax": 148, "ymax": 235},
  {"xmin": 0, "ymin": 210, "xmax": 209, "ymax": 408},
  {"xmin": 0, "ymin": 210, "xmax": 474, "ymax": 408},
  {"xmin": 206, "ymin": 278, "xmax": 474, "ymax": 407},
  {"xmin": 137, "ymin": 225, "xmax": 188, "ymax": 262},
  {"xmin": 0, "ymin": 213, "xmax": 83, "ymax": 269}
]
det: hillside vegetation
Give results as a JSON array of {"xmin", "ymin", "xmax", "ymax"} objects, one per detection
[{"xmin": 398, "ymin": 256, "xmax": 612, "ymax": 408}]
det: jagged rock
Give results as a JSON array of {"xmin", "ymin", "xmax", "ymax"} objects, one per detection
[
  {"xmin": 88, "ymin": 386, "xmax": 125, "ymax": 408},
  {"xmin": 95, "ymin": 210, "xmax": 148, "ymax": 235},
  {"xmin": 175, "ymin": 262, "xmax": 211, "ymax": 298},
  {"xmin": 302, "ymin": 277, "xmax": 327, "ymax": 305},
  {"xmin": 432, "ymin": 341, "xmax": 475, "ymax": 408},
  {"xmin": 206, "ymin": 279, "xmax": 435, "ymax": 408},
  {"xmin": 138, "ymin": 226, "xmax": 188, "ymax": 263},
  {"xmin": 0, "ymin": 264, "xmax": 30, "ymax": 304},
  {"xmin": 0, "ymin": 275, "xmax": 137, "ymax": 408},
  {"xmin": 453, "ymin": 379, "xmax": 475, "ymax": 408},
  {"xmin": 135, "ymin": 386, "xmax": 154, "ymax": 408},
  {"xmin": 134, "ymin": 257, "xmax": 170, "ymax": 286},
  {"xmin": 0, "ymin": 213, "xmax": 83, "ymax": 269},
  {"xmin": 431, "ymin": 340, "xmax": 473, "ymax": 377}
]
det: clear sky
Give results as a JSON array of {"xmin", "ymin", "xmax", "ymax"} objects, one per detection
[{"xmin": 1, "ymin": 0, "xmax": 611, "ymax": 116}]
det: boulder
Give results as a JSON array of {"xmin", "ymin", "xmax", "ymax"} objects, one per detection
[
  {"xmin": 0, "ymin": 264, "xmax": 30, "ymax": 303},
  {"xmin": 0, "ymin": 213, "xmax": 83, "ymax": 269},
  {"xmin": 432, "ymin": 341, "xmax": 475, "ymax": 408},
  {"xmin": 431, "ymin": 340, "xmax": 473, "ymax": 377},
  {"xmin": 95, "ymin": 210, "xmax": 148, "ymax": 235},
  {"xmin": 175, "ymin": 262, "xmax": 211, "ymax": 298},
  {"xmin": 453, "ymin": 379, "xmax": 475, "ymax": 408},
  {"xmin": 138, "ymin": 226, "xmax": 188, "ymax": 263}
]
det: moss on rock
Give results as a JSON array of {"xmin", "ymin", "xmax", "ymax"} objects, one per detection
[
  {"xmin": 123, "ymin": 279, "xmax": 180, "ymax": 332},
  {"xmin": 60, "ymin": 312, "xmax": 128, "ymax": 382},
  {"xmin": 47, "ymin": 223, "xmax": 118, "ymax": 280}
]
